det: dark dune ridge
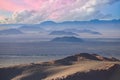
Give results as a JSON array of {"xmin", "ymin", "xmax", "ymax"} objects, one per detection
[
  {"xmin": 54, "ymin": 53, "xmax": 120, "ymax": 65},
  {"xmin": 0, "ymin": 53, "xmax": 120, "ymax": 80}
]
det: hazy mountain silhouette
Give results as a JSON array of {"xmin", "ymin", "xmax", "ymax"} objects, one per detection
[
  {"xmin": 19, "ymin": 25, "xmax": 44, "ymax": 31},
  {"xmin": 51, "ymin": 36, "xmax": 83, "ymax": 42},
  {"xmin": 40, "ymin": 19, "xmax": 120, "ymax": 25},
  {"xmin": 0, "ymin": 29, "xmax": 23, "ymax": 35},
  {"xmin": 64, "ymin": 29, "xmax": 102, "ymax": 35},
  {"xmin": 49, "ymin": 31, "xmax": 78, "ymax": 36}
]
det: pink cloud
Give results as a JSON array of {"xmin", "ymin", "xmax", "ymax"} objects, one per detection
[
  {"xmin": 0, "ymin": 0, "xmax": 76, "ymax": 12},
  {"xmin": 0, "ymin": 0, "xmax": 44, "ymax": 12},
  {"xmin": 0, "ymin": 0, "xmax": 89, "ymax": 23},
  {"xmin": 0, "ymin": 0, "xmax": 26, "ymax": 11},
  {"xmin": 23, "ymin": 0, "xmax": 48, "ymax": 10},
  {"xmin": 1, "ymin": 0, "xmax": 118, "ymax": 23},
  {"xmin": 0, "ymin": 16, "xmax": 5, "ymax": 20}
]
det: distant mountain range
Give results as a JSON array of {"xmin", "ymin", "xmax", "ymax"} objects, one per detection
[
  {"xmin": 51, "ymin": 36, "xmax": 83, "ymax": 42},
  {"xmin": 0, "ymin": 19, "xmax": 119, "ymax": 37},
  {"xmin": 19, "ymin": 25, "xmax": 43, "ymax": 31},
  {"xmin": 0, "ymin": 19, "xmax": 120, "ymax": 26},
  {"xmin": 17, "ymin": 19, "xmax": 119, "ymax": 33},
  {"xmin": 0, "ymin": 29, "xmax": 23, "ymax": 35},
  {"xmin": 64, "ymin": 29, "xmax": 102, "ymax": 35},
  {"xmin": 40, "ymin": 19, "xmax": 120, "ymax": 26},
  {"xmin": 49, "ymin": 31, "xmax": 78, "ymax": 36}
]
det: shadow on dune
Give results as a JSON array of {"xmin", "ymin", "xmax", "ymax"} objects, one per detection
[
  {"xmin": 0, "ymin": 67, "xmax": 23, "ymax": 80},
  {"xmin": 0, "ymin": 65, "xmax": 49, "ymax": 80}
]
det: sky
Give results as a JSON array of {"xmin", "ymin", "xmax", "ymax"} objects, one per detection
[{"xmin": 0, "ymin": 0, "xmax": 120, "ymax": 24}]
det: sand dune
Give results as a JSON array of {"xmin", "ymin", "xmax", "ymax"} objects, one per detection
[{"xmin": 0, "ymin": 53, "xmax": 120, "ymax": 80}]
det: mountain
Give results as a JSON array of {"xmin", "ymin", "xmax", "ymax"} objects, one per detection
[
  {"xmin": 40, "ymin": 19, "xmax": 120, "ymax": 25},
  {"xmin": 51, "ymin": 36, "xmax": 83, "ymax": 42},
  {"xmin": 54, "ymin": 53, "xmax": 120, "ymax": 65},
  {"xmin": 40, "ymin": 21, "xmax": 57, "ymax": 25},
  {"xmin": 0, "ymin": 19, "xmax": 119, "ymax": 37},
  {"xmin": 0, "ymin": 53, "xmax": 119, "ymax": 80},
  {"xmin": 79, "ymin": 29, "xmax": 102, "ymax": 35},
  {"xmin": 0, "ymin": 29, "xmax": 23, "ymax": 35},
  {"xmin": 0, "ymin": 19, "xmax": 119, "ymax": 27},
  {"xmin": 64, "ymin": 29, "xmax": 102, "ymax": 35},
  {"xmin": 90, "ymin": 19, "xmax": 120, "ymax": 23},
  {"xmin": 19, "ymin": 25, "xmax": 43, "ymax": 31},
  {"xmin": 49, "ymin": 31, "xmax": 78, "ymax": 36}
]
